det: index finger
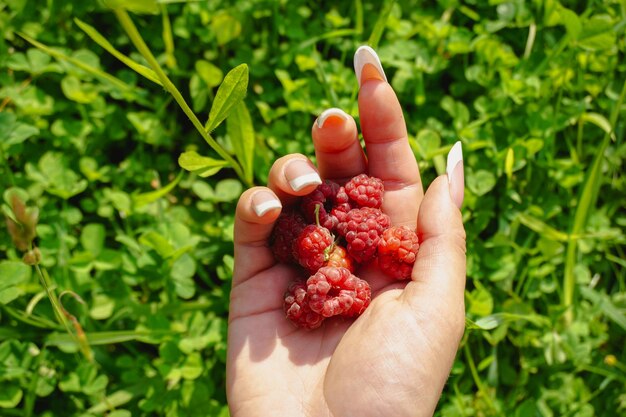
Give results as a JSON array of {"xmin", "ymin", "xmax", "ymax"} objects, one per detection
[{"xmin": 354, "ymin": 46, "xmax": 423, "ymax": 227}]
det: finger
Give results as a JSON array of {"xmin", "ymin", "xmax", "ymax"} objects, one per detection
[
  {"xmin": 312, "ymin": 107, "xmax": 367, "ymax": 182},
  {"xmin": 354, "ymin": 46, "xmax": 423, "ymax": 227},
  {"xmin": 267, "ymin": 154, "xmax": 322, "ymax": 205},
  {"xmin": 233, "ymin": 187, "xmax": 282, "ymax": 285},
  {"xmin": 404, "ymin": 143, "xmax": 466, "ymax": 338}
]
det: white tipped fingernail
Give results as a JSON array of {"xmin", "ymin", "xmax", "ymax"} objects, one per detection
[
  {"xmin": 285, "ymin": 160, "xmax": 322, "ymax": 192},
  {"xmin": 252, "ymin": 191, "xmax": 282, "ymax": 217},
  {"xmin": 354, "ymin": 45, "xmax": 387, "ymax": 87},
  {"xmin": 446, "ymin": 141, "xmax": 463, "ymax": 181},
  {"xmin": 317, "ymin": 108, "xmax": 349, "ymax": 128},
  {"xmin": 446, "ymin": 141, "xmax": 464, "ymax": 209}
]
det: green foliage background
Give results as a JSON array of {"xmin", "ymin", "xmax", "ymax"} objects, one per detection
[{"xmin": 1, "ymin": 0, "xmax": 625, "ymax": 415}]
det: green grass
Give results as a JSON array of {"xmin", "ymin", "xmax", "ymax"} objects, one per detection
[{"xmin": 1, "ymin": 0, "xmax": 625, "ymax": 415}]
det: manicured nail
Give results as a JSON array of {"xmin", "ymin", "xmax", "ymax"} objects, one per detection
[
  {"xmin": 317, "ymin": 108, "xmax": 349, "ymax": 128},
  {"xmin": 252, "ymin": 190, "xmax": 282, "ymax": 217},
  {"xmin": 446, "ymin": 141, "xmax": 464, "ymax": 209},
  {"xmin": 285, "ymin": 159, "xmax": 322, "ymax": 192},
  {"xmin": 354, "ymin": 45, "xmax": 387, "ymax": 87}
]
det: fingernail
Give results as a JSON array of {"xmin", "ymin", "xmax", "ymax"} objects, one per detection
[
  {"xmin": 285, "ymin": 160, "xmax": 322, "ymax": 192},
  {"xmin": 354, "ymin": 45, "xmax": 387, "ymax": 87},
  {"xmin": 446, "ymin": 141, "xmax": 464, "ymax": 209},
  {"xmin": 252, "ymin": 190, "xmax": 282, "ymax": 217},
  {"xmin": 317, "ymin": 108, "xmax": 349, "ymax": 129}
]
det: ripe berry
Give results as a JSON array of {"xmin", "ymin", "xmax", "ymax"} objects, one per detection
[
  {"xmin": 378, "ymin": 226, "xmax": 420, "ymax": 280},
  {"xmin": 345, "ymin": 174, "xmax": 384, "ymax": 208},
  {"xmin": 301, "ymin": 180, "xmax": 342, "ymax": 231},
  {"xmin": 293, "ymin": 225, "xmax": 334, "ymax": 273},
  {"xmin": 306, "ymin": 266, "xmax": 371, "ymax": 318},
  {"xmin": 337, "ymin": 207, "xmax": 391, "ymax": 263},
  {"xmin": 284, "ymin": 281, "xmax": 324, "ymax": 329},
  {"xmin": 326, "ymin": 245, "xmax": 355, "ymax": 272},
  {"xmin": 270, "ymin": 210, "xmax": 307, "ymax": 264},
  {"xmin": 330, "ymin": 186, "xmax": 353, "ymax": 224}
]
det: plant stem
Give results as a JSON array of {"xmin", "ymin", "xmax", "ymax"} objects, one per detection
[
  {"xmin": 464, "ymin": 342, "xmax": 498, "ymax": 413},
  {"xmin": 113, "ymin": 8, "xmax": 248, "ymax": 185}
]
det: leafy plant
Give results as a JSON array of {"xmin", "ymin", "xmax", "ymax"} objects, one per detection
[{"xmin": 1, "ymin": 0, "xmax": 624, "ymax": 416}]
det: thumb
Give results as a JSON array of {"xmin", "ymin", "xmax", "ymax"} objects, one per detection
[{"xmin": 403, "ymin": 142, "xmax": 466, "ymax": 338}]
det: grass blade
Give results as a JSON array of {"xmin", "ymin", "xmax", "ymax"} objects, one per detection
[
  {"xmin": 74, "ymin": 18, "xmax": 162, "ymax": 85},
  {"xmin": 563, "ymin": 79, "xmax": 626, "ymax": 321},
  {"xmin": 18, "ymin": 32, "xmax": 137, "ymax": 95},
  {"xmin": 133, "ymin": 170, "xmax": 184, "ymax": 208}
]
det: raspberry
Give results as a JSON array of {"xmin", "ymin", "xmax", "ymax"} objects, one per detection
[
  {"xmin": 284, "ymin": 281, "xmax": 324, "ymax": 329},
  {"xmin": 270, "ymin": 210, "xmax": 307, "ymax": 264},
  {"xmin": 337, "ymin": 207, "xmax": 391, "ymax": 263},
  {"xmin": 344, "ymin": 276, "xmax": 371, "ymax": 317},
  {"xmin": 330, "ymin": 186, "xmax": 353, "ymax": 224},
  {"xmin": 345, "ymin": 174, "xmax": 384, "ymax": 208},
  {"xmin": 306, "ymin": 267, "xmax": 371, "ymax": 318},
  {"xmin": 378, "ymin": 226, "xmax": 420, "ymax": 280},
  {"xmin": 301, "ymin": 180, "xmax": 341, "ymax": 231},
  {"xmin": 293, "ymin": 225, "xmax": 334, "ymax": 273},
  {"xmin": 326, "ymin": 245, "xmax": 355, "ymax": 272}
]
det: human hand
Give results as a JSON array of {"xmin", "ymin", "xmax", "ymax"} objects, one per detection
[{"xmin": 227, "ymin": 46, "xmax": 466, "ymax": 417}]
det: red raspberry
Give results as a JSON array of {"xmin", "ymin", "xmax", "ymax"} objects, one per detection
[
  {"xmin": 344, "ymin": 276, "xmax": 371, "ymax": 317},
  {"xmin": 326, "ymin": 245, "xmax": 355, "ymax": 273},
  {"xmin": 301, "ymin": 180, "xmax": 342, "ymax": 231},
  {"xmin": 330, "ymin": 186, "xmax": 353, "ymax": 224},
  {"xmin": 345, "ymin": 174, "xmax": 384, "ymax": 208},
  {"xmin": 306, "ymin": 267, "xmax": 371, "ymax": 318},
  {"xmin": 284, "ymin": 281, "xmax": 324, "ymax": 329},
  {"xmin": 378, "ymin": 226, "xmax": 420, "ymax": 280},
  {"xmin": 293, "ymin": 225, "xmax": 334, "ymax": 273},
  {"xmin": 337, "ymin": 207, "xmax": 391, "ymax": 263},
  {"xmin": 270, "ymin": 210, "xmax": 307, "ymax": 264}
]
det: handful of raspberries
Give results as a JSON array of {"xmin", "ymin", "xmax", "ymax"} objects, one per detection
[{"xmin": 270, "ymin": 174, "xmax": 420, "ymax": 329}]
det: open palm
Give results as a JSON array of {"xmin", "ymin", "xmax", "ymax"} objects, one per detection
[{"xmin": 227, "ymin": 47, "xmax": 467, "ymax": 417}]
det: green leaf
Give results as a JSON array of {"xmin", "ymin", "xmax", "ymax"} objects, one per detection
[
  {"xmin": 227, "ymin": 102, "xmax": 255, "ymax": 185},
  {"xmin": 47, "ymin": 330, "xmax": 174, "ymax": 347},
  {"xmin": 178, "ymin": 151, "xmax": 229, "ymax": 177},
  {"xmin": 517, "ymin": 213, "xmax": 570, "ymax": 242},
  {"xmin": 0, "ymin": 261, "xmax": 32, "ymax": 305},
  {"xmin": 579, "ymin": 112, "xmax": 616, "ymax": 141},
  {"xmin": 0, "ymin": 113, "xmax": 40, "ymax": 148},
  {"xmin": 467, "ymin": 169, "xmax": 496, "ymax": 196},
  {"xmin": 466, "ymin": 313, "xmax": 549, "ymax": 330},
  {"xmin": 0, "ymin": 384, "xmax": 22, "ymax": 408},
  {"xmin": 133, "ymin": 171, "xmax": 184, "ymax": 208},
  {"xmin": 580, "ymin": 286, "xmax": 626, "ymax": 332},
  {"xmin": 74, "ymin": 18, "xmax": 162, "ymax": 85},
  {"xmin": 214, "ymin": 179, "xmax": 243, "ymax": 202},
  {"xmin": 26, "ymin": 152, "xmax": 88, "ymax": 199},
  {"xmin": 577, "ymin": 15, "xmax": 616, "ymax": 51},
  {"xmin": 89, "ymin": 294, "xmax": 115, "ymax": 320},
  {"xmin": 139, "ymin": 231, "xmax": 174, "ymax": 258},
  {"xmin": 558, "ymin": 6, "xmax": 582, "ymax": 40},
  {"xmin": 180, "ymin": 352, "xmax": 203, "ymax": 380},
  {"xmin": 103, "ymin": 0, "xmax": 159, "ymax": 14},
  {"xmin": 195, "ymin": 60, "xmax": 223, "ymax": 88},
  {"xmin": 210, "ymin": 12, "xmax": 242, "ymax": 46},
  {"xmin": 81, "ymin": 223, "xmax": 106, "ymax": 257},
  {"xmin": 60, "ymin": 75, "xmax": 99, "ymax": 103},
  {"xmin": 205, "ymin": 64, "xmax": 249, "ymax": 132}
]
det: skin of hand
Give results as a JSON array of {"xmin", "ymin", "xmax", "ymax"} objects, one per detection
[{"xmin": 227, "ymin": 47, "xmax": 466, "ymax": 417}]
